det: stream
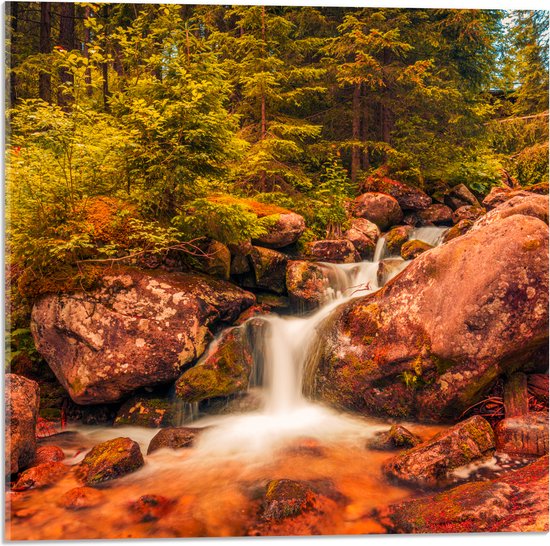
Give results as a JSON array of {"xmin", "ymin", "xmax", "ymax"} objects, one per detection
[{"xmin": 7, "ymin": 227, "xmax": 464, "ymax": 540}]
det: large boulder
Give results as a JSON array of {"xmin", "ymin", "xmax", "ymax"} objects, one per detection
[
  {"xmin": 385, "ymin": 226, "xmax": 412, "ymax": 255},
  {"xmin": 307, "ymin": 214, "xmax": 549, "ymax": 421},
  {"xmin": 417, "ymin": 204, "xmax": 453, "ymax": 225},
  {"xmin": 342, "ymin": 218, "xmax": 380, "ymax": 260},
  {"xmin": 286, "ymin": 261, "xmax": 329, "ymax": 312},
  {"xmin": 253, "ymin": 212, "xmax": 306, "ymax": 249},
  {"xmin": 472, "ymin": 192, "xmax": 548, "ymax": 232},
  {"xmin": 352, "ymin": 193, "xmax": 403, "ymax": 231},
  {"xmin": 482, "ymin": 187, "xmax": 533, "ymax": 210},
  {"xmin": 379, "ymin": 456, "xmax": 549, "ymax": 533},
  {"xmin": 196, "ymin": 240, "xmax": 231, "ymax": 280},
  {"xmin": 75, "ymin": 437, "xmax": 144, "ymax": 485},
  {"xmin": 362, "ymin": 172, "xmax": 431, "ymax": 211},
  {"xmin": 249, "ymin": 246, "xmax": 288, "ymax": 294},
  {"xmin": 383, "ymin": 416, "xmax": 495, "ymax": 487},
  {"xmin": 31, "ymin": 267, "xmax": 255, "ymax": 404},
  {"xmin": 5, "ymin": 374, "xmax": 40, "ymax": 475},
  {"xmin": 175, "ymin": 324, "xmax": 255, "ymax": 403},
  {"xmin": 306, "ymin": 240, "xmax": 360, "ymax": 264}
]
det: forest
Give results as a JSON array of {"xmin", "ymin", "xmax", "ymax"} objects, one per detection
[{"xmin": 4, "ymin": 2, "xmax": 550, "ymax": 541}]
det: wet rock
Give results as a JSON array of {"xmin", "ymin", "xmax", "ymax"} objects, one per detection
[
  {"xmin": 452, "ymin": 205, "xmax": 486, "ymax": 223},
  {"xmin": 58, "ymin": 486, "xmax": 105, "ymax": 510},
  {"xmin": 257, "ymin": 293, "xmax": 290, "ymax": 310},
  {"xmin": 75, "ymin": 437, "xmax": 144, "ymax": 485},
  {"xmin": 114, "ymin": 396, "xmax": 177, "ymax": 428},
  {"xmin": 418, "ymin": 204, "xmax": 453, "ymax": 225},
  {"xmin": 128, "ymin": 494, "xmax": 175, "ymax": 522},
  {"xmin": 367, "ymin": 425, "xmax": 422, "ymax": 451},
  {"xmin": 362, "ymin": 171, "xmax": 432, "ymax": 211},
  {"xmin": 286, "ymin": 260, "xmax": 329, "ymax": 311},
  {"xmin": 383, "ymin": 416, "xmax": 495, "ymax": 487},
  {"xmin": 342, "ymin": 227, "xmax": 377, "ymax": 260},
  {"xmin": 306, "ymin": 239, "xmax": 360, "ymax": 264},
  {"xmin": 442, "ymin": 219, "xmax": 474, "ymax": 243},
  {"xmin": 310, "ymin": 214, "xmax": 548, "ymax": 421},
  {"xmin": 377, "ymin": 258, "xmax": 407, "ymax": 287},
  {"xmin": 261, "ymin": 479, "xmax": 316, "ymax": 520},
  {"xmin": 13, "ymin": 462, "xmax": 68, "ymax": 490},
  {"xmin": 176, "ymin": 325, "xmax": 254, "ymax": 403},
  {"xmin": 234, "ymin": 303, "xmax": 272, "ymax": 325},
  {"xmin": 282, "ymin": 437, "xmax": 325, "ymax": 458},
  {"xmin": 253, "ymin": 211, "xmax": 306, "ymax": 249},
  {"xmin": 385, "ymin": 226, "xmax": 412, "ymax": 255},
  {"xmin": 472, "ymin": 192, "xmax": 548, "ymax": 232},
  {"xmin": 230, "ymin": 253, "xmax": 251, "ymax": 275},
  {"xmin": 444, "ymin": 183, "xmax": 480, "ymax": 210},
  {"xmin": 403, "ymin": 212, "xmax": 421, "ymax": 227},
  {"xmin": 31, "ymin": 268, "xmax": 255, "ymax": 404},
  {"xmin": 350, "ymin": 217, "xmax": 381, "ymax": 242},
  {"xmin": 352, "ymin": 193, "xmax": 404, "ymax": 231},
  {"xmin": 528, "ymin": 374, "xmax": 549, "ymax": 404},
  {"xmin": 400, "ymin": 239, "xmax": 433, "ymax": 260},
  {"xmin": 147, "ymin": 427, "xmax": 207, "ymax": 454},
  {"xmin": 379, "ymin": 455, "xmax": 549, "ymax": 533},
  {"xmin": 34, "ymin": 445, "xmax": 65, "ymax": 465},
  {"xmin": 249, "ymin": 246, "xmax": 288, "ymax": 294},
  {"xmin": 5, "ymin": 374, "xmax": 40, "ymax": 475},
  {"xmin": 495, "ymin": 412, "xmax": 549, "ymax": 456},
  {"xmin": 196, "ymin": 240, "xmax": 231, "ymax": 280}
]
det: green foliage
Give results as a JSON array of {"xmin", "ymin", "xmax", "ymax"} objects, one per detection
[
  {"xmin": 448, "ymin": 150, "xmax": 504, "ymax": 195},
  {"xmin": 172, "ymin": 198, "xmax": 274, "ymax": 246},
  {"xmin": 5, "ymin": 328, "xmax": 39, "ymax": 372}
]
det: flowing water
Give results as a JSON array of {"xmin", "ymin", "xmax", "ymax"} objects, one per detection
[{"xmin": 8, "ymin": 226, "xmax": 454, "ymax": 540}]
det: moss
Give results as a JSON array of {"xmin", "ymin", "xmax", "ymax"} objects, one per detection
[
  {"xmin": 523, "ymin": 239, "xmax": 541, "ymax": 251},
  {"xmin": 401, "ymin": 239, "xmax": 433, "ymax": 260},
  {"xmin": 431, "ymin": 354, "xmax": 456, "ymax": 375}
]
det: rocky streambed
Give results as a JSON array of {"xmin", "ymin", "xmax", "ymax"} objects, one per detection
[{"xmin": 5, "ymin": 179, "xmax": 550, "ymax": 538}]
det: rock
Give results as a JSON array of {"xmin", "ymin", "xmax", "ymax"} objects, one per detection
[
  {"xmin": 472, "ymin": 193, "xmax": 549, "ymax": 232},
  {"xmin": 383, "ymin": 416, "xmax": 495, "ymax": 487},
  {"xmin": 31, "ymin": 267, "xmax": 255, "ymax": 404},
  {"xmin": 403, "ymin": 212, "xmax": 421, "ymax": 227},
  {"xmin": 442, "ymin": 219, "xmax": 474, "ymax": 243},
  {"xmin": 230, "ymin": 253, "xmax": 251, "ymax": 276},
  {"xmin": 524, "ymin": 181, "xmax": 549, "ymax": 194},
  {"xmin": 34, "ymin": 445, "xmax": 65, "ymax": 465},
  {"xmin": 286, "ymin": 261, "xmax": 329, "ymax": 311},
  {"xmin": 349, "ymin": 217, "xmax": 381, "ymax": 242},
  {"xmin": 147, "ymin": 427, "xmax": 207, "ymax": 455},
  {"xmin": 261, "ymin": 479, "xmax": 316, "ymax": 520},
  {"xmin": 75, "ymin": 437, "xmax": 144, "ymax": 485},
  {"xmin": 342, "ymin": 227, "xmax": 377, "ymax": 260},
  {"xmin": 197, "ymin": 240, "xmax": 231, "ymax": 280},
  {"xmin": 175, "ymin": 325, "xmax": 254, "ymax": 403},
  {"xmin": 528, "ymin": 374, "xmax": 549, "ymax": 404},
  {"xmin": 58, "ymin": 487, "xmax": 105, "ymax": 510},
  {"xmin": 5, "ymin": 374, "xmax": 40, "ymax": 475},
  {"xmin": 495, "ymin": 413, "xmax": 549, "ymax": 456},
  {"xmin": 385, "ymin": 226, "xmax": 412, "ymax": 255},
  {"xmin": 362, "ymin": 171, "xmax": 432, "ymax": 210},
  {"xmin": 256, "ymin": 293, "xmax": 290, "ymax": 310},
  {"xmin": 253, "ymin": 212, "xmax": 306, "ymax": 249},
  {"xmin": 444, "ymin": 184, "xmax": 480, "ymax": 210},
  {"xmin": 452, "ymin": 205, "xmax": 486, "ymax": 223},
  {"xmin": 306, "ymin": 239, "xmax": 360, "ymax": 264},
  {"xmin": 400, "ymin": 239, "xmax": 433, "ymax": 260},
  {"xmin": 379, "ymin": 456, "xmax": 549, "ymax": 533},
  {"xmin": 249, "ymin": 246, "xmax": 288, "ymax": 294},
  {"xmin": 114, "ymin": 396, "xmax": 177, "ymax": 428},
  {"xmin": 367, "ymin": 425, "xmax": 422, "ymax": 451},
  {"xmin": 234, "ymin": 303, "xmax": 272, "ymax": 325},
  {"xmin": 128, "ymin": 495, "xmax": 175, "ymax": 522},
  {"xmin": 376, "ymin": 258, "xmax": 408, "ymax": 287},
  {"xmin": 352, "ymin": 193, "xmax": 404, "ymax": 231},
  {"xmin": 13, "ymin": 462, "xmax": 68, "ymax": 490},
  {"xmin": 482, "ymin": 187, "xmax": 528, "ymax": 209},
  {"xmin": 417, "ymin": 204, "xmax": 453, "ymax": 225},
  {"xmin": 308, "ymin": 214, "xmax": 549, "ymax": 421}
]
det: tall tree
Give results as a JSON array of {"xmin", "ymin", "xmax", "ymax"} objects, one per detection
[
  {"xmin": 57, "ymin": 2, "xmax": 76, "ymax": 109},
  {"xmin": 39, "ymin": 2, "xmax": 52, "ymax": 103}
]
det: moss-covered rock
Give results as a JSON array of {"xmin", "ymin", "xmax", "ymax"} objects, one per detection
[
  {"xmin": 400, "ymin": 239, "xmax": 433, "ymax": 260},
  {"xmin": 286, "ymin": 260, "xmax": 329, "ymax": 312},
  {"xmin": 385, "ymin": 226, "xmax": 412, "ymax": 255},
  {"xmin": 367, "ymin": 425, "xmax": 422, "ymax": 451},
  {"xmin": 75, "ymin": 437, "xmax": 144, "ymax": 485},
  {"xmin": 442, "ymin": 219, "xmax": 474, "ymax": 243},
  {"xmin": 262, "ymin": 479, "xmax": 316, "ymax": 521},
  {"xmin": 249, "ymin": 246, "xmax": 288, "ymax": 294},
  {"xmin": 114, "ymin": 397, "xmax": 177, "ymax": 428},
  {"xmin": 383, "ymin": 416, "xmax": 495, "ymax": 487},
  {"xmin": 379, "ymin": 456, "xmax": 549, "ymax": 533},
  {"xmin": 452, "ymin": 205, "xmax": 486, "ymax": 224},
  {"xmin": 196, "ymin": 240, "xmax": 231, "ymax": 280},
  {"xmin": 175, "ymin": 325, "xmax": 255, "ymax": 403}
]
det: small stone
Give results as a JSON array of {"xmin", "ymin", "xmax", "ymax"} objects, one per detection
[
  {"xmin": 147, "ymin": 427, "xmax": 208, "ymax": 455},
  {"xmin": 128, "ymin": 495, "xmax": 175, "ymax": 522},
  {"xmin": 58, "ymin": 486, "xmax": 105, "ymax": 510},
  {"xmin": 262, "ymin": 479, "xmax": 316, "ymax": 521},
  {"xmin": 13, "ymin": 462, "xmax": 68, "ymax": 491},
  {"xmin": 400, "ymin": 239, "xmax": 433, "ymax": 260},
  {"xmin": 367, "ymin": 425, "xmax": 422, "ymax": 451},
  {"xmin": 34, "ymin": 445, "xmax": 65, "ymax": 465}
]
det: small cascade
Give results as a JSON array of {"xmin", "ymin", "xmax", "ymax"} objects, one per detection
[
  {"xmin": 373, "ymin": 235, "xmax": 388, "ymax": 261},
  {"xmin": 410, "ymin": 226, "xmax": 449, "ymax": 246},
  {"xmin": 173, "ymin": 399, "xmax": 199, "ymax": 426}
]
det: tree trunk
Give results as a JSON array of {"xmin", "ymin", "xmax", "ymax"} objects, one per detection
[
  {"xmin": 351, "ymin": 83, "xmax": 361, "ymax": 185},
  {"xmin": 83, "ymin": 5, "xmax": 92, "ymax": 96},
  {"xmin": 259, "ymin": 5, "xmax": 267, "ymax": 190},
  {"xmin": 379, "ymin": 48, "xmax": 392, "ymax": 145},
  {"xmin": 361, "ymin": 85, "xmax": 370, "ymax": 170},
  {"xmin": 57, "ymin": 2, "xmax": 75, "ymax": 109},
  {"xmin": 101, "ymin": 4, "xmax": 111, "ymax": 111},
  {"xmin": 7, "ymin": 1, "xmax": 18, "ymax": 106}
]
